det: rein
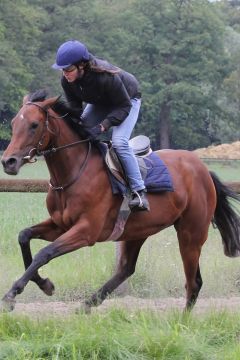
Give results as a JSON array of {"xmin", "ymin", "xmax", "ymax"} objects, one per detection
[
  {"xmin": 49, "ymin": 141, "xmax": 92, "ymax": 191},
  {"xmin": 36, "ymin": 138, "xmax": 90, "ymax": 157},
  {"xmin": 25, "ymin": 101, "xmax": 92, "ymax": 191}
]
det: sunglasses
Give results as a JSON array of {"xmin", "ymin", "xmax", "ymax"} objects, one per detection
[{"xmin": 62, "ymin": 65, "xmax": 77, "ymax": 73}]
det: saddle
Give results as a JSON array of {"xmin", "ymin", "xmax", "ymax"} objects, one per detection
[
  {"xmin": 102, "ymin": 135, "xmax": 173, "ymax": 241},
  {"xmin": 105, "ymin": 135, "xmax": 151, "ymax": 185}
]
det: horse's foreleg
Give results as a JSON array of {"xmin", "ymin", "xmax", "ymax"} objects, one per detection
[
  {"xmin": 18, "ymin": 219, "xmax": 64, "ymax": 295},
  {"xmin": 1, "ymin": 223, "xmax": 88, "ymax": 311},
  {"xmin": 85, "ymin": 239, "xmax": 146, "ymax": 308}
]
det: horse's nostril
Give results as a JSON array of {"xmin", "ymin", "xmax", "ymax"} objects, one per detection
[
  {"xmin": 6, "ymin": 157, "xmax": 17, "ymax": 167},
  {"xmin": 1, "ymin": 157, "xmax": 17, "ymax": 169},
  {"xmin": 1, "ymin": 156, "xmax": 19, "ymax": 174}
]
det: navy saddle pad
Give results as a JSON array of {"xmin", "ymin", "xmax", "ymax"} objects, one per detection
[
  {"xmin": 97, "ymin": 135, "xmax": 174, "ymax": 195},
  {"xmin": 139, "ymin": 151, "xmax": 174, "ymax": 193}
]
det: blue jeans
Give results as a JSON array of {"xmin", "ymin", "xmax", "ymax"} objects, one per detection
[{"xmin": 81, "ymin": 98, "xmax": 145, "ymax": 191}]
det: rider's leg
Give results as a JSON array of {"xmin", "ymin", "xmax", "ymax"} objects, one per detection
[
  {"xmin": 112, "ymin": 98, "xmax": 149, "ymax": 211},
  {"xmin": 81, "ymin": 104, "xmax": 105, "ymax": 127},
  {"xmin": 81, "ymin": 101, "xmax": 149, "ymax": 211}
]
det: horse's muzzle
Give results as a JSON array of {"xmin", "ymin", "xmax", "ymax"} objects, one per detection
[{"xmin": 1, "ymin": 156, "xmax": 21, "ymax": 175}]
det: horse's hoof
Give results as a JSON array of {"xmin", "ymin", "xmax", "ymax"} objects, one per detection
[
  {"xmin": 39, "ymin": 278, "xmax": 55, "ymax": 296},
  {"xmin": 0, "ymin": 297, "xmax": 16, "ymax": 312},
  {"xmin": 75, "ymin": 302, "xmax": 92, "ymax": 315}
]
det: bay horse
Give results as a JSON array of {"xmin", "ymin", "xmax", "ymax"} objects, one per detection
[{"xmin": 1, "ymin": 91, "xmax": 240, "ymax": 312}]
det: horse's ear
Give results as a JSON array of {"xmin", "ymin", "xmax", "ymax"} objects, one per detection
[
  {"xmin": 22, "ymin": 94, "xmax": 30, "ymax": 106},
  {"xmin": 42, "ymin": 95, "xmax": 61, "ymax": 110}
]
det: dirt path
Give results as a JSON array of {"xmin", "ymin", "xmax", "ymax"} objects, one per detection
[{"xmin": 13, "ymin": 296, "xmax": 240, "ymax": 317}]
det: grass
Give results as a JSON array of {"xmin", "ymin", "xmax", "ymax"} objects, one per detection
[
  {"xmin": 1, "ymin": 196, "xmax": 240, "ymax": 302},
  {"xmin": 0, "ymin": 158, "xmax": 240, "ymax": 181},
  {"xmin": 203, "ymin": 159, "xmax": 240, "ymax": 181},
  {"xmin": 0, "ymin": 160, "xmax": 240, "ymax": 302},
  {"xmin": 0, "ymin": 159, "xmax": 48, "ymax": 179},
  {"xmin": 0, "ymin": 159, "xmax": 240, "ymax": 358},
  {"xmin": 1, "ymin": 309, "xmax": 240, "ymax": 359}
]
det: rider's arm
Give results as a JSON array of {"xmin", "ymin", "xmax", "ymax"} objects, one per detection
[
  {"xmin": 61, "ymin": 76, "xmax": 83, "ymax": 118},
  {"xmin": 101, "ymin": 73, "xmax": 132, "ymax": 131}
]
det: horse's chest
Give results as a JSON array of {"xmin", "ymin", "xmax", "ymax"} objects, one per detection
[
  {"xmin": 51, "ymin": 209, "xmax": 72, "ymax": 230},
  {"xmin": 47, "ymin": 193, "xmax": 76, "ymax": 229}
]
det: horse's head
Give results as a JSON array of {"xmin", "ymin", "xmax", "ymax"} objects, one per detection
[{"xmin": 1, "ymin": 93, "xmax": 59, "ymax": 175}]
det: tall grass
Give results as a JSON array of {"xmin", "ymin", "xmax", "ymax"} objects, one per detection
[{"xmin": 1, "ymin": 309, "xmax": 240, "ymax": 359}]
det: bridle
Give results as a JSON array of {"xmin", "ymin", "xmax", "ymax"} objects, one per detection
[{"xmin": 24, "ymin": 101, "xmax": 92, "ymax": 191}]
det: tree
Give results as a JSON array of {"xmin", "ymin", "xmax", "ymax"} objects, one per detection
[
  {"xmin": 0, "ymin": 1, "xmax": 47, "ymax": 118},
  {"xmin": 0, "ymin": 0, "xmax": 237, "ymax": 150},
  {"xmin": 128, "ymin": 0, "xmax": 230, "ymax": 149}
]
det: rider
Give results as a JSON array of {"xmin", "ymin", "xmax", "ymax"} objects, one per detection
[{"xmin": 52, "ymin": 40, "xmax": 149, "ymax": 211}]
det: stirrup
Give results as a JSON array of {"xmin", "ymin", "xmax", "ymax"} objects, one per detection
[
  {"xmin": 129, "ymin": 190, "xmax": 150, "ymax": 212},
  {"xmin": 133, "ymin": 190, "xmax": 145, "ymax": 207}
]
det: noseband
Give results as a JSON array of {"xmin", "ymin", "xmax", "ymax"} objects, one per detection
[{"xmin": 24, "ymin": 101, "xmax": 92, "ymax": 191}]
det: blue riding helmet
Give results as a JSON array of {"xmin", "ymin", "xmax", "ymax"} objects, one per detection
[{"xmin": 52, "ymin": 40, "xmax": 90, "ymax": 70}]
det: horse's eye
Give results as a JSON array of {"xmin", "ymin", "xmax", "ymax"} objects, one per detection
[{"xmin": 30, "ymin": 122, "xmax": 39, "ymax": 130}]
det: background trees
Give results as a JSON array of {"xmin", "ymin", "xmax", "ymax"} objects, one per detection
[{"xmin": 0, "ymin": 0, "xmax": 239, "ymax": 150}]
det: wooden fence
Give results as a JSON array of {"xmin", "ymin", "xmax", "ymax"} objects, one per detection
[
  {"xmin": 0, "ymin": 179, "xmax": 239, "ymax": 193},
  {"xmin": 0, "ymin": 179, "xmax": 48, "ymax": 192}
]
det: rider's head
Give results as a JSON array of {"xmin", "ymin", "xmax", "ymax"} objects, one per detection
[
  {"xmin": 52, "ymin": 40, "xmax": 89, "ymax": 69},
  {"xmin": 52, "ymin": 40, "xmax": 89, "ymax": 81}
]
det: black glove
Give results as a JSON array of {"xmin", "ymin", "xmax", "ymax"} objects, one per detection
[{"xmin": 87, "ymin": 124, "xmax": 104, "ymax": 139}]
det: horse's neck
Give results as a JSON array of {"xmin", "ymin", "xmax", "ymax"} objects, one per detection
[{"xmin": 45, "ymin": 117, "xmax": 88, "ymax": 187}]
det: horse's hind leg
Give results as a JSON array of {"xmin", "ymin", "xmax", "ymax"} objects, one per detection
[
  {"xmin": 176, "ymin": 222, "xmax": 208, "ymax": 311},
  {"xmin": 85, "ymin": 238, "xmax": 146, "ymax": 308},
  {"xmin": 18, "ymin": 218, "xmax": 64, "ymax": 295}
]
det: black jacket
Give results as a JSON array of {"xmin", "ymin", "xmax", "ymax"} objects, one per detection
[{"xmin": 61, "ymin": 55, "xmax": 141, "ymax": 130}]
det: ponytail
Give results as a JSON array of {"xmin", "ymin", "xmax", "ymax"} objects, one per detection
[{"xmin": 79, "ymin": 59, "xmax": 120, "ymax": 75}]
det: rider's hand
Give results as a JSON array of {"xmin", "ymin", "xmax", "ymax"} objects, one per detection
[{"xmin": 87, "ymin": 124, "xmax": 105, "ymax": 139}]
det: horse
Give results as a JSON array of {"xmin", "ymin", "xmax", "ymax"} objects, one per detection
[{"xmin": 1, "ymin": 90, "xmax": 240, "ymax": 313}]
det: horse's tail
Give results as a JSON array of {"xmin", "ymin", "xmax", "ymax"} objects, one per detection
[{"xmin": 210, "ymin": 171, "xmax": 240, "ymax": 257}]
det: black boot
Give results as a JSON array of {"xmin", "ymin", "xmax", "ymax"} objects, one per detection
[{"xmin": 128, "ymin": 189, "xmax": 150, "ymax": 212}]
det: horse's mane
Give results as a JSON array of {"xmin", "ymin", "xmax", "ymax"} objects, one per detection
[{"xmin": 28, "ymin": 90, "xmax": 88, "ymax": 138}]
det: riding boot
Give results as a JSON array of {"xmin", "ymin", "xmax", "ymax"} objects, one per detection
[{"xmin": 128, "ymin": 189, "xmax": 150, "ymax": 212}]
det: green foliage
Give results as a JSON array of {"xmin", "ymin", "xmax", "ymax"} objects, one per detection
[
  {"xmin": 129, "ymin": 0, "xmax": 230, "ymax": 148},
  {"xmin": 0, "ymin": 0, "xmax": 240, "ymax": 149},
  {"xmin": 0, "ymin": 124, "xmax": 11, "ymax": 141},
  {"xmin": 217, "ymin": 27, "xmax": 240, "ymax": 142}
]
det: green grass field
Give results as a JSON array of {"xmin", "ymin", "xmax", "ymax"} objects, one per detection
[
  {"xmin": 0, "ymin": 159, "xmax": 240, "ymax": 359},
  {"xmin": 0, "ymin": 158, "xmax": 240, "ymax": 301},
  {"xmin": 204, "ymin": 159, "xmax": 240, "ymax": 181},
  {"xmin": 1, "ymin": 309, "xmax": 240, "ymax": 359}
]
